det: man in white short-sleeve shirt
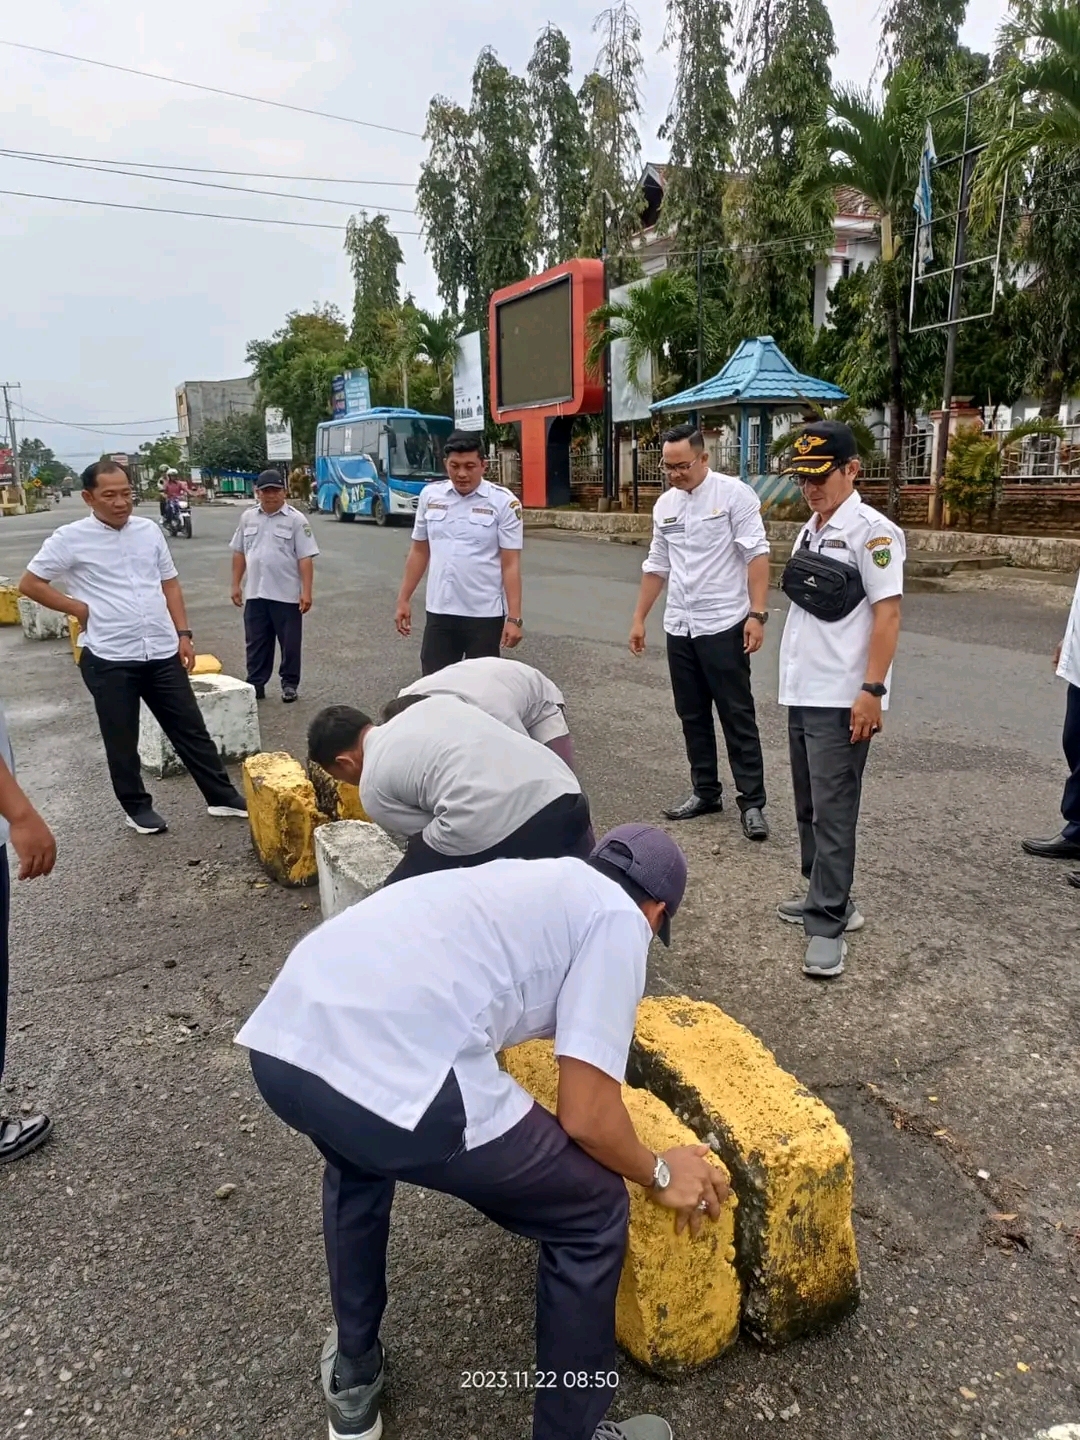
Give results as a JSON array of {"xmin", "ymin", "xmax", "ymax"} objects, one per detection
[
  {"xmin": 18, "ymin": 460, "xmax": 248, "ymax": 836},
  {"xmin": 776, "ymin": 421, "xmax": 904, "ymax": 978},
  {"xmin": 237, "ymin": 825, "xmax": 726, "ymax": 1440},
  {"xmin": 394, "ymin": 431, "xmax": 524, "ymax": 675},
  {"xmin": 629, "ymin": 422, "xmax": 772, "ymax": 843},
  {"xmin": 1021, "ymin": 566, "xmax": 1080, "ymax": 884}
]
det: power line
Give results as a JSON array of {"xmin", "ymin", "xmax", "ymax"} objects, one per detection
[
  {"xmin": 0, "ymin": 187, "xmax": 423, "ymax": 235},
  {"xmin": 16, "ymin": 404, "xmax": 178, "ymax": 435},
  {"xmin": 0, "ymin": 151, "xmax": 417, "ymax": 213},
  {"xmin": 0, "ymin": 146, "xmax": 417, "ymax": 187},
  {"xmin": 0, "ymin": 39, "xmax": 424, "ymax": 140}
]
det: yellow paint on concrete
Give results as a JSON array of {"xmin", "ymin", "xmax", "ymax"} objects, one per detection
[
  {"xmin": 191, "ymin": 654, "xmax": 223, "ymax": 675},
  {"xmin": 631, "ymin": 997, "xmax": 859, "ymax": 1347},
  {"xmin": 0, "ymin": 586, "xmax": 20, "ymax": 626},
  {"xmin": 68, "ymin": 616, "xmax": 82, "ymax": 662},
  {"xmin": 334, "ymin": 781, "xmax": 369, "ymax": 822},
  {"xmin": 243, "ymin": 752, "xmax": 324, "ymax": 887},
  {"xmin": 503, "ymin": 1039, "xmax": 741, "ymax": 1374}
]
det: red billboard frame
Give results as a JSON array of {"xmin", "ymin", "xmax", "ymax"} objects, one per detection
[{"xmin": 489, "ymin": 258, "xmax": 605, "ymax": 509}]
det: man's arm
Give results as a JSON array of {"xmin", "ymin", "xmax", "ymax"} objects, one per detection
[
  {"xmin": 629, "ymin": 573, "xmax": 667, "ymax": 655},
  {"xmin": 500, "ymin": 548, "xmax": 523, "ymax": 650},
  {"xmin": 18, "ymin": 571, "xmax": 88, "ymax": 626},
  {"xmin": 161, "ymin": 577, "xmax": 197, "ymax": 673},
  {"xmin": 298, "ymin": 556, "xmax": 314, "ymax": 614},
  {"xmin": 743, "ymin": 553, "xmax": 771, "ymax": 654},
  {"xmin": 850, "ymin": 596, "xmax": 902, "ymax": 742},
  {"xmin": 230, "ymin": 551, "xmax": 246, "ymax": 608},
  {"xmin": 0, "ymin": 756, "xmax": 56, "ymax": 880},
  {"xmin": 395, "ymin": 540, "xmax": 430, "ymax": 637}
]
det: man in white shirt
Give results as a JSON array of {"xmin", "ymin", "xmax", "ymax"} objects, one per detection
[
  {"xmin": 776, "ymin": 422, "xmax": 904, "ymax": 978},
  {"xmin": 230, "ymin": 470, "xmax": 320, "ymax": 703},
  {"xmin": 307, "ymin": 693, "xmax": 592, "ymax": 884},
  {"xmin": 1021, "ymin": 566, "xmax": 1080, "ymax": 886},
  {"xmin": 629, "ymin": 423, "xmax": 772, "ymax": 842},
  {"xmin": 237, "ymin": 825, "xmax": 725, "ymax": 1440},
  {"xmin": 19, "ymin": 460, "xmax": 248, "ymax": 836},
  {"xmin": 394, "ymin": 432, "xmax": 524, "ymax": 675}
]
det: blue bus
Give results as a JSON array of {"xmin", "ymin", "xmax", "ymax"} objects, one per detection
[{"xmin": 314, "ymin": 408, "xmax": 454, "ymax": 525}]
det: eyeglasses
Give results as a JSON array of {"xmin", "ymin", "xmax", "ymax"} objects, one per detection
[{"xmin": 661, "ymin": 460, "xmax": 698, "ymax": 475}]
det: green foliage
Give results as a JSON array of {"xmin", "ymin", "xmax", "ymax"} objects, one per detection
[
  {"xmin": 528, "ymin": 26, "xmax": 588, "ymax": 266},
  {"xmin": 19, "ymin": 437, "xmax": 73, "ymax": 487},
  {"xmin": 189, "ymin": 412, "xmax": 268, "ymax": 475},
  {"xmin": 579, "ymin": 4, "xmax": 645, "ymax": 270},
  {"xmin": 941, "ymin": 417, "xmax": 1064, "ymax": 524},
  {"xmin": 137, "ymin": 434, "xmax": 184, "ymax": 475},
  {"xmin": 770, "ymin": 400, "xmax": 880, "ymax": 462},
  {"xmin": 586, "ymin": 270, "xmax": 717, "ymax": 396},
  {"xmin": 414, "ymin": 310, "xmax": 461, "ymax": 406},
  {"xmin": 879, "ymin": 0, "xmax": 968, "ymax": 77},
  {"xmin": 344, "ymin": 212, "xmax": 403, "ymax": 362},
  {"xmin": 417, "ymin": 97, "xmax": 482, "ymax": 320},
  {"xmin": 246, "ymin": 305, "xmax": 357, "ymax": 460}
]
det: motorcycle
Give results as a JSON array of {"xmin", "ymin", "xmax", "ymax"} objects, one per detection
[{"xmin": 161, "ymin": 497, "xmax": 193, "ymax": 540}]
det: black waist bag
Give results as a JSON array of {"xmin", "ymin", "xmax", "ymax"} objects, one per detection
[{"xmin": 781, "ymin": 535, "xmax": 867, "ymax": 622}]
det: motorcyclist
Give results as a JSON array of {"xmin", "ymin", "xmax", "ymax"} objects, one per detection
[{"xmin": 161, "ymin": 469, "xmax": 186, "ymax": 527}]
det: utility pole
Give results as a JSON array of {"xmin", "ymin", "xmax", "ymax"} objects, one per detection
[
  {"xmin": 929, "ymin": 146, "xmax": 976, "ymax": 529},
  {"xmin": 1, "ymin": 382, "xmax": 25, "ymax": 510},
  {"xmin": 600, "ymin": 192, "xmax": 615, "ymax": 509}
]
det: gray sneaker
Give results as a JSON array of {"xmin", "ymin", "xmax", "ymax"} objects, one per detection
[
  {"xmin": 803, "ymin": 935, "xmax": 847, "ymax": 978},
  {"xmin": 320, "ymin": 1327, "xmax": 384, "ymax": 1440},
  {"xmin": 777, "ymin": 896, "xmax": 864, "ymax": 931},
  {"xmin": 594, "ymin": 1419, "xmax": 673, "ymax": 1440}
]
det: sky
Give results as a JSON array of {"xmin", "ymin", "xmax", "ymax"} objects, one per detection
[{"xmin": 1, "ymin": 0, "xmax": 1010, "ymax": 464}]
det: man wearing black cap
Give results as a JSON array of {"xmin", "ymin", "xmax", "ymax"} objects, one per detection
[
  {"xmin": 230, "ymin": 471, "xmax": 320, "ymax": 703},
  {"xmin": 777, "ymin": 420, "xmax": 905, "ymax": 978},
  {"xmin": 238, "ymin": 824, "xmax": 727, "ymax": 1440}
]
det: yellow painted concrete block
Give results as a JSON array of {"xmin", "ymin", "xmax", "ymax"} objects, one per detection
[
  {"xmin": 334, "ymin": 781, "xmax": 369, "ymax": 822},
  {"xmin": 631, "ymin": 997, "xmax": 859, "ymax": 1347},
  {"xmin": 503, "ymin": 1039, "xmax": 741, "ymax": 1374},
  {"xmin": 243, "ymin": 752, "xmax": 322, "ymax": 887},
  {"xmin": 191, "ymin": 654, "xmax": 223, "ymax": 675},
  {"xmin": 308, "ymin": 760, "xmax": 369, "ymax": 823},
  {"xmin": 68, "ymin": 615, "xmax": 82, "ymax": 662},
  {"xmin": 0, "ymin": 586, "xmax": 20, "ymax": 626}
]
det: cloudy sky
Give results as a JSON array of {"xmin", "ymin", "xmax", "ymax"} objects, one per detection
[{"xmin": 2, "ymin": 0, "xmax": 1008, "ymax": 463}]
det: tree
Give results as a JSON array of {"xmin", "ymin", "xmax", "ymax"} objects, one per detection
[
  {"xmin": 528, "ymin": 26, "xmax": 589, "ymax": 266},
  {"xmin": 189, "ymin": 412, "xmax": 268, "ymax": 475},
  {"xmin": 137, "ymin": 434, "xmax": 184, "ymax": 475},
  {"xmin": 19, "ymin": 436, "xmax": 72, "ymax": 487},
  {"xmin": 586, "ymin": 269, "xmax": 715, "ymax": 397},
  {"xmin": 417, "ymin": 96, "xmax": 482, "ymax": 320},
  {"xmin": 344, "ymin": 212, "xmax": 403, "ymax": 360},
  {"xmin": 729, "ymin": 0, "xmax": 836, "ymax": 367},
  {"xmin": 246, "ymin": 305, "xmax": 357, "ymax": 461},
  {"xmin": 879, "ymin": 0, "xmax": 968, "ymax": 76},
  {"xmin": 471, "ymin": 49, "xmax": 539, "ymax": 304},
  {"xmin": 579, "ymin": 4, "xmax": 645, "ymax": 267},
  {"xmin": 942, "ymin": 416, "xmax": 1063, "ymax": 525},
  {"xmin": 414, "ymin": 310, "xmax": 462, "ymax": 405}
]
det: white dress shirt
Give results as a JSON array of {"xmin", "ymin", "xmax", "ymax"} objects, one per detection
[
  {"xmin": 642, "ymin": 470, "xmax": 771, "ymax": 637},
  {"xmin": 360, "ymin": 694, "xmax": 579, "ymax": 856},
  {"xmin": 412, "ymin": 478, "xmax": 523, "ymax": 618},
  {"xmin": 1057, "ymin": 570, "xmax": 1080, "ymax": 689},
  {"xmin": 27, "ymin": 515, "xmax": 180, "ymax": 662},
  {"xmin": 398, "ymin": 657, "xmax": 568, "ymax": 743},
  {"xmin": 778, "ymin": 493, "xmax": 905, "ymax": 709},
  {"xmin": 235, "ymin": 856, "xmax": 652, "ymax": 1149},
  {"xmin": 0, "ymin": 702, "xmax": 13, "ymax": 847},
  {"xmin": 230, "ymin": 503, "xmax": 320, "ymax": 604}
]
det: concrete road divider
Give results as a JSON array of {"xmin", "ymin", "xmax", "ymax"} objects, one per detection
[
  {"xmin": 0, "ymin": 584, "xmax": 20, "ymax": 626},
  {"xmin": 243, "ymin": 753, "xmax": 324, "ymax": 886},
  {"xmin": 140, "ymin": 673, "xmax": 261, "ymax": 779},
  {"xmin": 1035, "ymin": 1427, "xmax": 1080, "ymax": 1439},
  {"xmin": 629, "ymin": 997, "xmax": 859, "ymax": 1348},
  {"xmin": 17, "ymin": 596, "xmax": 68, "ymax": 640},
  {"xmin": 502, "ymin": 1038, "xmax": 741, "ymax": 1375},
  {"xmin": 315, "ymin": 820, "xmax": 402, "ymax": 920},
  {"xmin": 308, "ymin": 761, "xmax": 369, "ymax": 825},
  {"xmin": 191, "ymin": 654, "xmax": 224, "ymax": 675}
]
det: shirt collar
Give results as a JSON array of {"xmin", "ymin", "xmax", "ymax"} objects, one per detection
[
  {"xmin": 90, "ymin": 513, "xmax": 131, "ymax": 534},
  {"xmin": 810, "ymin": 490, "xmax": 861, "ymax": 535}
]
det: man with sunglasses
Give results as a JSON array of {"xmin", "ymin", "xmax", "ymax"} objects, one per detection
[
  {"xmin": 777, "ymin": 420, "xmax": 905, "ymax": 978},
  {"xmin": 629, "ymin": 422, "xmax": 772, "ymax": 842}
]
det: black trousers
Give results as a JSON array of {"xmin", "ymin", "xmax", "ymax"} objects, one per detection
[
  {"xmin": 0, "ymin": 848, "xmax": 8, "ymax": 1082},
  {"xmin": 79, "ymin": 649, "xmax": 239, "ymax": 816},
  {"xmin": 250, "ymin": 1052, "xmax": 628, "ymax": 1440},
  {"xmin": 1063, "ymin": 683, "xmax": 1080, "ymax": 842},
  {"xmin": 383, "ymin": 791, "xmax": 594, "ymax": 887},
  {"xmin": 420, "ymin": 612, "xmax": 504, "ymax": 676},
  {"xmin": 666, "ymin": 620, "xmax": 766, "ymax": 812},
  {"xmin": 788, "ymin": 706, "xmax": 872, "ymax": 938},
  {"xmin": 244, "ymin": 598, "xmax": 303, "ymax": 690}
]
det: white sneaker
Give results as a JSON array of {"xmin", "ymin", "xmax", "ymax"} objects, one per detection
[
  {"xmin": 207, "ymin": 804, "xmax": 248, "ymax": 819},
  {"xmin": 594, "ymin": 1419, "xmax": 673, "ymax": 1440}
]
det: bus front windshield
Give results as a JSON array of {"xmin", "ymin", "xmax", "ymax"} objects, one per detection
[{"xmin": 387, "ymin": 418, "xmax": 453, "ymax": 480}]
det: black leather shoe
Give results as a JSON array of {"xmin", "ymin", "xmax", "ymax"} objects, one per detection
[
  {"xmin": 663, "ymin": 793, "xmax": 723, "ymax": 822},
  {"xmin": 1021, "ymin": 833, "xmax": 1080, "ymax": 860},
  {"xmin": 741, "ymin": 807, "xmax": 769, "ymax": 842},
  {"xmin": 1068, "ymin": 871, "xmax": 1080, "ymax": 890}
]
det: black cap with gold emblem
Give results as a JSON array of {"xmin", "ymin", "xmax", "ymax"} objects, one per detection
[{"xmin": 783, "ymin": 419, "xmax": 859, "ymax": 478}]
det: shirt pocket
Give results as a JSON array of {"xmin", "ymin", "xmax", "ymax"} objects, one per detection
[
  {"xmin": 468, "ymin": 511, "xmax": 496, "ymax": 529},
  {"xmin": 272, "ymin": 524, "xmax": 295, "ymax": 550}
]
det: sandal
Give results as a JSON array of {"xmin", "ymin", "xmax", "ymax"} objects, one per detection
[{"xmin": 0, "ymin": 1113, "xmax": 53, "ymax": 1164}]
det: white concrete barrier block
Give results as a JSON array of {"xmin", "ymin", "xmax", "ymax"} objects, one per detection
[
  {"xmin": 139, "ymin": 672, "xmax": 261, "ymax": 779},
  {"xmin": 1035, "ymin": 1428, "xmax": 1080, "ymax": 1439},
  {"xmin": 315, "ymin": 820, "xmax": 402, "ymax": 920},
  {"xmin": 17, "ymin": 597, "xmax": 69, "ymax": 640}
]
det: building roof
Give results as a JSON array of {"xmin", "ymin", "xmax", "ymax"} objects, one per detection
[
  {"xmin": 638, "ymin": 164, "xmax": 879, "ymax": 223},
  {"xmin": 652, "ymin": 335, "xmax": 848, "ymax": 413}
]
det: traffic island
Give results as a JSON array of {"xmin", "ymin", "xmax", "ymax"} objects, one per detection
[
  {"xmin": 315, "ymin": 820, "xmax": 402, "ymax": 920},
  {"xmin": 629, "ymin": 996, "xmax": 860, "ymax": 1348},
  {"xmin": 140, "ymin": 673, "xmax": 261, "ymax": 779},
  {"xmin": 502, "ymin": 1039, "xmax": 741, "ymax": 1375},
  {"xmin": 17, "ymin": 597, "xmax": 68, "ymax": 640}
]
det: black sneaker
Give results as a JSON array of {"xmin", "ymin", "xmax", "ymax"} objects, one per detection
[
  {"xmin": 0, "ymin": 1113, "xmax": 53, "ymax": 1164},
  {"xmin": 321, "ymin": 1328, "xmax": 385, "ymax": 1440},
  {"xmin": 207, "ymin": 790, "xmax": 248, "ymax": 819},
  {"xmin": 125, "ymin": 808, "xmax": 168, "ymax": 834},
  {"xmin": 281, "ymin": 685, "xmax": 298, "ymax": 704},
  {"xmin": 252, "ymin": 684, "xmax": 266, "ymax": 700}
]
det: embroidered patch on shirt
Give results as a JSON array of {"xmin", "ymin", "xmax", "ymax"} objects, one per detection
[
  {"xmin": 427, "ymin": 501, "xmax": 449, "ymax": 511},
  {"xmin": 866, "ymin": 535, "xmax": 892, "ymax": 550},
  {"xmin": 471, "ymin": 506, "xmax": 495, "ymax": 516},
  {"xmin": 821, "ymin": 538, "xmax": 848, "ymax": 549},
  {"xmin": 661, "ymin": 515, "xmax": 680, "ymax": 525},
  {"xmin": 872, "ymin": 547, "xmax": 892, "ymax": 568}
]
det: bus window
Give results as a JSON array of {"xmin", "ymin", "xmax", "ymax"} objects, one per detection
[
  {"xmin": 326, "ymin": 425, "xmax": 344, "ymax": 456},
  {"xmin": 360, "ymin": 421, "xmax": 383, "ymax": 474},
  {"xmin": 342, "ymin": 426, "xmax": 354, "ymax": 455},
  {"xmin": 388, "ymin": 417, "xmax": 453, "ymax": 479}
]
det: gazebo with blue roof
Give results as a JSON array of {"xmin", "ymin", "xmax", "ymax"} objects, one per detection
[{"xmin": 651, "ymin": 335, "xmax": 848, "ymax": 484}]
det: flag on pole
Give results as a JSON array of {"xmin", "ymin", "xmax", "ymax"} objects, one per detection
[{"xmin": 914, "ymin": 122, "xmax": 937, "ymax": 276}]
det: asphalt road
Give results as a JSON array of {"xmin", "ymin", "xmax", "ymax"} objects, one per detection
[{"xmin": 1, "ymin": 495, "xmax": 1077, "ymax": 1440}]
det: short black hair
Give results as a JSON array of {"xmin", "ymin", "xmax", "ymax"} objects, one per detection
[
  {"xmin": 81, "ymin": 459, "xmax": 130, "ymax": 490},
  {"xmin": 443, "ymin": 431, "xmax": 485, "ymax": 460},
  {"xmin": 660, "ymin": 422, "xmax": 705, "ymax": 451},
  {"xmin": 380, "ymin": 693, "xmax": 431, "ymax": 723},
  {"xmin": 307, "ymin": 705, "xmax": 372, "ymax": 769}
]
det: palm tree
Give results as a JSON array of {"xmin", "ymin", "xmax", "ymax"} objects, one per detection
[
  {"xmin": 377, "ymin": 304, "xmax": 424, "ymax": 409},
  {"xmin": 586, "ymin": 269, "xmax": 716, "ymax": 400},
  {"xmin": 978, "ymin": 2, "xmax": 1080, "ymax": 187},
  {"xmin": 414, "ymin": 310, "xmax": 462, "ymax": 405}
]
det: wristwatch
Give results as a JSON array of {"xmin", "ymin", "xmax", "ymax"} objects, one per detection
[
  {"xmin": 748, "ymin": 611, "xmax": 769, "ymax": 625},
  {"xmin": 650, "ymin": 1153, "xmax": 671, "ymax": 1191},
  {"xmin": 506, "ymin": 617, "xmax": 524, "ymax": 628},
  {"xmin": 861, "ymin": 682, "xmax": 887, "ymax": 697},
  {"xmin": 176, "ymin": 629, "xmax": 193, "ymax": 639}
]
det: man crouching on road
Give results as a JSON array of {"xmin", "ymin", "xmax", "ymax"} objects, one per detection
[
  {"xmin": 308, "ymin": 693, "xmax": 592, "ymax": 884},
  {"xmin": 237, "ymin": 825, "xmax": 727, "ymax": 1440}
]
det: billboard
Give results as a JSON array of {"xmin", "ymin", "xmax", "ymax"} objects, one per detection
[
  {"xmin": 453, "ymin": 331, "xmax": 485, "ymax": 432},
  {"xmin": 610, "ymin": 282, "xmax": 654, "ymax": 424},
  {"xmin": 332, "ymin": 368, "xmax": 372, "ymax": 418},
  {"xmin": 264, "ymin": 408, "xmax": 294, "ymax": 462},
  {"xmin": 495, "ymin": 276, "xmax": 573, "ymax": 410}
]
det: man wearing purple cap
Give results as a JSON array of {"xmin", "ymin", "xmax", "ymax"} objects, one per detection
[{"xmin": 237, "ymin": 826, "xmax": 727, "ymax": 1440}]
